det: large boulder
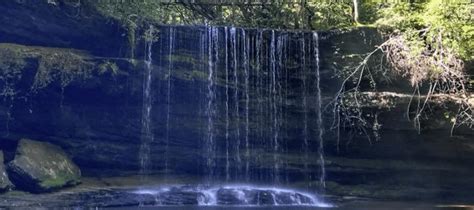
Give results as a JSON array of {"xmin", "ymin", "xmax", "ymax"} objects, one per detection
[
  {"xmin": 0, "ymin": 151, "xmax": 13, "ymax": 192},
  {"xmin": 7, "ymin": 139, "xmax": 81, "ymax": 193}
]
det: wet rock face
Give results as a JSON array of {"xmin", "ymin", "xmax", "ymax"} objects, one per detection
[
  {"xmin": 0, "ymin": 151, "xmax": 13, "ymax": 192},
  {"xmin": 7, "ymin": 139, "xmax": 81, "ymax": 193}
]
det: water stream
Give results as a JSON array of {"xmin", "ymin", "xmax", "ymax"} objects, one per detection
[
  {"xmin": 242, "ymin": 29, "xmax": 250, "ymax": 182},
  {"xmin": 230, "ymin": 27, "xmax": 241, "ymax": 178},
  {"xmin": 313, "ymin": 32, "xmax": 326, "ymax": 188},
  {"xmin": 206, "ymin": 27, "xmax": 218, "ymax": 179},
  {"xmin": 224, "ymin": 27, "xmax": 231, "ymax": 182},
  {"xmin": 165, "ymin": 27, "xmax": 174, "ymax": 173},
  {"xmin": 301, "ymin": 33, "xmax": 310, "ymax": 188},
  {"xmin": 139, "ymin": 26, "xmax": 155, "ymax": 175}
]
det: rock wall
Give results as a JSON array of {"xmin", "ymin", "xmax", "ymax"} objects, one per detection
[{"xmin": 0, "ymin": 0, "xmax": 126, "ymax": 57}]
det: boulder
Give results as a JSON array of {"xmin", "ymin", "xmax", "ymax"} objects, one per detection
[
  {"xmin": 7, "ymin": 139, "xmax": 81, "ymax": 193},
  {"xmin": 0, "ymin": 151, "xmax": 13, "ymax": 192}
]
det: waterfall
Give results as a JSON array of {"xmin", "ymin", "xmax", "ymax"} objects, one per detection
[
  {"xmin": 284, "ymin": 34, "xmax": 291, "ymax": 184},
  {"xmin": 206, "ymin": 27, "xmax": 218, "ymax": 178},
  {"xmin": 255, "ymin": 30, "xmax": 264, "ymax": 181},
  {"xmin": 133, "ymin": 26, "xmax": 333, "ymax": 207},
  {"xmin": 199, "ymin": 26, "xmax": 206, "ymax": 167},
  {"xmin": 139, "ymin": 25, "xmax": 154, "ymax": 175},
  {"xmin": 165, "ymin": 27, "xmax": 174, "ymax": 173},
  {"xmin": 313, "ymin": 32, "xmax": 326, "ymax": 188},
  {"xmin": 230, "ymin": 27, "xmax": 241, "ymax": 177},
  {"xmin": 276, "ymin": 34, "xmax": 286, "ymax": 184},
  {"xmin": 224, "ymin": 27, "xmax": 230, "ymax": 182},
  {"xmin": 137, "ymin": 26, "xmax": 327, "ymax": 190},
  {"xmin": 270, "ymin": 30, "xmax": 280, "ymax": 183},
  {"xmin": 301, "ymin": 33, "xmax": 310, "ymax": 187},
  {"xmin": 242, "ymin": 29, "xmax": 250, "ymax": 181}
]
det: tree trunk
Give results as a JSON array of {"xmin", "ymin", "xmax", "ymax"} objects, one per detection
[{"xmin": 352, "ymin": 0, "xmax": 359, "ymax": 24}]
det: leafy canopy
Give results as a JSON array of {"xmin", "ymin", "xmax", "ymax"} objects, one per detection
[{"xmin": 86, "ymin": 0, "xmax": 472, "ymax": 62}]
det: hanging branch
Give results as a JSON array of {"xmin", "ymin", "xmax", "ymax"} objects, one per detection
[{"xmin": 330, "ymin": 28, "xmax": 472, "ymax": 149}]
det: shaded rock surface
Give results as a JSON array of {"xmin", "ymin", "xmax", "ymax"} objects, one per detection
[
  {"xmin": 0, "ymin": 0, "xmax": 126, "ymax": 57},
  {"xmin": 0, "ymin": 151, "xmax": 13, "ymax": 192},
  {"xmin": 7, "ymin": 139, "xmax": 81, "ymax": 193}
]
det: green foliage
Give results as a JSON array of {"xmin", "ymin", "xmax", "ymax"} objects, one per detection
[
  {"xmin": 423, "ymin": 0, "xmax": 473, "ymax": 61},
  {"xmin": 125, "ymin": 18, "xmax": 138, "ymax": 59},
  {"xmin": 0, "ymin": 46, "xmax": 27, "ymax": 98},
  {"xmin": 376, "ymin": 0, "xmax": 473, "ymax": 61},
  {"xmin": 86, "ymin": 0, "xmax": 471, "ymax": 63},
  {"xmin": 33, "ymin": 49, "xmax": 94, "ymax": 89},
  {"xmin": 85, "ymin": 0, "xmax": 472, "ymax": 84},
  {"xmin": 98, "ymin": 61, "xmax": 119, "ymax": 75},
  {"xmin": 87, "ymin": 0, "xmax": 356, "ymax": 30},
  {"xmin": 0, "ymin": 44, "xmax": 95, "ymax": 92},
  {"xmin": 375, "ymin": 2, "xmax": 425, "ymax": 30},
  {"xmin": 90, "ymin": 0, "xmax": 203, "ymax": 25}
]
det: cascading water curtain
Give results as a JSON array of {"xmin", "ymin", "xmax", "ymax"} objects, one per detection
[{"xmin": 163, "ymin": 26, "xmax": 327, "ymax": 190}]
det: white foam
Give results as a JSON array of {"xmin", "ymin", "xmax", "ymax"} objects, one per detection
[
  {"xmin": 133, "ymin": 187, "xmax": 170, "ymax": 195},
  {"xmin": 132, "ymin": 184, "xmax": 333, "ymax": 207},
  {"xmin": 195, "ymin": 187, "xmax": 218, "ymax": 206}
]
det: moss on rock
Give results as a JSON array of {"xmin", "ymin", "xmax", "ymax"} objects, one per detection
[{"xmin": 0, "ymin": 43, "xmax": 95, "ymax": 90}]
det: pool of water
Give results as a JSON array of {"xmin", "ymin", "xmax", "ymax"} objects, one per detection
[{"xmin": 1, "ymin": 180, "xmax": 471, "ymax": 209}]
